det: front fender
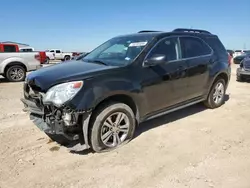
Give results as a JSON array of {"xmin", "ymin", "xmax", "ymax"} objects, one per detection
[{"xmin": 70, "ymin": 78, "xmax": 142, "ymax": 112}]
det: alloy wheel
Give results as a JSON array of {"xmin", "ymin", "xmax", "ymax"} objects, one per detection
[
  {"xmin": 101, "ymin": 112, "xmax": 130, "ymax": 148},
  {"xmin": 10, "ymin": 67, "xmax": 25, "ymax": 81},
  {"xmin": 213, "ymin": 82, "xmax": 224, "ymax": 104}
]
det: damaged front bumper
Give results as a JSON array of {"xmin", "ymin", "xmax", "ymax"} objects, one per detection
[{"xmin": 21, "ymin": 83, "xmax": 92, "ymax": 149}]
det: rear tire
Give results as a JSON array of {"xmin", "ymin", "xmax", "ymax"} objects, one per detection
[
  {"xmin": 204, "ymin": 78, "xmax": 226, "ymax": 109},
  {"xmin": 64, "ymin": 56, "xmax": 70, "ymax": 61},
  {"xmin": 45, "ymin": 57, "xmax": 50, "ymax": 64},
  {"xmin": 5, "ymin": 65, "xmax": 26, "ymax": 82},
  {"xmin": 89, "ymin": 102, "xmax": 136, "ymax": 153}
]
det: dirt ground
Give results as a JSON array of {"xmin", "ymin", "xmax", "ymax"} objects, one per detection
[{"xmin": 1, "ymin": 63, "xmax": 250, "ymax": 188}]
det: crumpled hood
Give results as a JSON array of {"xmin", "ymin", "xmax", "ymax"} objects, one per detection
[{"xmin": 26, "ymin": 60, "xmax": 115, "ymax": 91}]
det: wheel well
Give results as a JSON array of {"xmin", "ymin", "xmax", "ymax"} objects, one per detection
[
  {"xmin": 4, "ymin": 62, "xmax": 27, "ymax": 75},
  {"xmin": 46, "ymin": 56, "xmax": 50, "ymax": 60},
  {"xmin": 92, "ymin": 94, "xmax": 139, "ymax": 122},
  {"xmin": 215, "ymin": 72, "xmax": 229, "ymax": 86}
]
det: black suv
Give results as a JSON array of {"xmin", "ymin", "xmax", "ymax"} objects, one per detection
[{"xmin": 21, "ymin": 28, "xmax": 231, "ymax": 152}]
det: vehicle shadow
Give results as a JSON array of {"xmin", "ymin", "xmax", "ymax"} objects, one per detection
[
  {"xmin": 0, "ymin": 77, "xmax": 9, "ymax": 83},
  {"xmin": 64, "ymin": 94, "xmax": 230, "ymax": 155},
  {"xmin": 134, "ymin": 94, "xmax": 230, "ymax": 139}
]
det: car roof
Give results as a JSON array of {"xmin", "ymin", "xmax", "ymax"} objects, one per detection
[{"xmin": 115, "ymin": 28, "xmax": 216, "ymax": 39}]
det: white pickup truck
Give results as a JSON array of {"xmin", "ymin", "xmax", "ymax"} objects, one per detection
[
  {"xmin": 46, "ymin": 49, "xmax": 73, "ymax": 61},
  {"xmin": 0, "ymin": 52, "xmax": 42, "ymax": 82}
]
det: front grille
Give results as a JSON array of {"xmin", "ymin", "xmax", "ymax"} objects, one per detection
[{"xmin": 244, "ymin": 60, "xmax": 250, "ymax": 70}]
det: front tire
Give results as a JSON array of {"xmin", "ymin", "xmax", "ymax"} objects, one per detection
[
  {"xmin": 5, "ymin": 65, "xmax": 26, "ymax": 82},
  {"xmin": 236, "ymin": 74, "xmax": 244, "ymax": 82},
  {"xmin": 204, "ymin": 78, "xmax": 226, "ymax": 109},
  {"xmin": 89, "ymin": 102, "xmax": 136, "ymax": 153}
]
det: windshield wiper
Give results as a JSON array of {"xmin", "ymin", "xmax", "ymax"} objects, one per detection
[{"xmin": 84, "ymin": 59, "xmax": 108, "ymax": 66}]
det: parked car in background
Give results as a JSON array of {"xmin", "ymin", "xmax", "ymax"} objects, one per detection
[
  {"xmin": 71, "ymin": 52, "xmax": 89, "ymax": 60},
  {"xmin": 46, "ymin": 49, "xmax": 73, "ymax": 61},
  {"xmin": 0, "ymin": 51, "xmax": 44, "ymax": 82},
  {"xmin": 0, "ymin": 43, "xmax": 19, "ymax": 52},
  {"xmin": 21, "ymin": 28, "xmax": 231, "ymax": 153},
  {"xmin": 233, "ymin": 51, "xmax": 250, "ymax": 64},
  {"xmin": 44, "ymin": 50, "xmax": 55, "ymax": 64},
  {"xmin": 233, "ymin": 49, "xmax": 250, "ymax": 58},
  {"xmin": 236, "ymin": 54, "xmax": 250, "ymax": 82}
]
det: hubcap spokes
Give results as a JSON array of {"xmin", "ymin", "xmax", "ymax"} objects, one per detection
[
  {"xmin": 213, "ymin": 82, "xmax": 224, "ymax": 104},
  {"xmin": 10, "ymin": 68, "xmax": 24, "ymax": 80},
  {"xmin": 101, "ymin": 112, "xmax": 129, "ymax": 147}
]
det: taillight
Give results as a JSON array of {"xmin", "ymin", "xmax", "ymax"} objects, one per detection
[
  {"xmin": 228, "ymin": 54, "xmax": 232, "ymax": 66},
  {"xmin": 39, "ymin": 52, "xmax": 46, "ymax": 64}
]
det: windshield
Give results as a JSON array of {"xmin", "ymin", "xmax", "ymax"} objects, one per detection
[{"xmin": 82, "ymin": 34, "xmax": 155, "ymax": 66}]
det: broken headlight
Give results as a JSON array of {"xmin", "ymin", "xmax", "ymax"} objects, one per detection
[{"xmin": 43, "ymin": 81, "xmax": 83, "ymax": 107}]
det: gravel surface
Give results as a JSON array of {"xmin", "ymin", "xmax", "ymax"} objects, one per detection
[{"xmin": 1, "ymin": 63, "xmax": 250, "ymax": 188}]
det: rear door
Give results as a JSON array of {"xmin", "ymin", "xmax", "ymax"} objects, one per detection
[{"xmin": 179, "ymin": 36, "xmax": 213, "ymax": 99}]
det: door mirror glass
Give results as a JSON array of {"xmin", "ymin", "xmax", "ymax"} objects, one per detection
[{"xmin": 144, "ymin": 54, "xmax": 166, "ymax": 66}]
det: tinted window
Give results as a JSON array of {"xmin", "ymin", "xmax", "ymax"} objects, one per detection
[
  {"xmin": 180, "ymin": 37, "xmax": 212, "ymax": 58},
  {"xmin": 50, "ymin": 50, "xmax": 54, "ymax": 52},
  {"xmin": 204, "ymin": 36, "xmax": 228, "ymax": 61},
  {"xmin": 56, "ymin": 50, "xmax": 60, "ymax": 53},
  {"xmin": 147, "ymin": 37, "xmax": 179, "ymax": 62},
  {"xmin": 3, "ymin": 45, "xmax": 16, "ymax": 52},
  {"xmin": 20, "ymin": 48, "xmax": 33, "ymax": 52}
]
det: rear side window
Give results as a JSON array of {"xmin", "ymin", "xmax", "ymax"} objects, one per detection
[
  {"xmin": 147, "ymin": 37, "xmax": 179, "ymax": 62},
  {"xmin": 204, "ymin": 36, "xmax": 227, "ymax": 60},
  {"xmin": 180, "ymin": 37, "xmax": 212, "ymax": 58},
  {"xmin": 3, "ymin": 45, "xmax": 16, "ymax": 52}
]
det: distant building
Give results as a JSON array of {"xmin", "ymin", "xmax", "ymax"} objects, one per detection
[{"xmin": 0, "ymin": 41, "xmax": 30, "ymax": 48}]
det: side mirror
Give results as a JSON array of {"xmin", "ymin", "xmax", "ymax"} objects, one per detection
[{"xmin": 143, "ymin": 54, "xmax": 166, "ymax": 67}]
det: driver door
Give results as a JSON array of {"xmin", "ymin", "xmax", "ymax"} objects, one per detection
[{"xmin": 141, "ymin": 36, "xmax": 189, "ymax": 114}]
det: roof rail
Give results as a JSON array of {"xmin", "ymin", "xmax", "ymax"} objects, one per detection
[
  {"xmin": 138, "ymin": 30, "xmax": 162, "ymax": 33},
  {"xmin": 173, "ymin": 28, "xmax": 211, "ymax": 34}
]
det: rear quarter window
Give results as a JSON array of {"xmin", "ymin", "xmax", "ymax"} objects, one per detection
[
  {"xmin": 3, "ymin": 45, "xmax": 17, "ymax": 52},
  {"xmin": 179, "ymin": 36, "xmax": 212, "ymax": 58},
  {"xmin": 204, "ymin": 36, "xmax": 227, "ymax": 60}
]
